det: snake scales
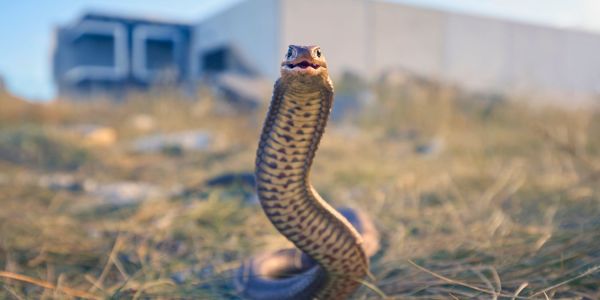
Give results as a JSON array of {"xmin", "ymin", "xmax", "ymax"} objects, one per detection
[{"xmin": 234, "ymin": 45, "xmax": 379, "ymax": 300}]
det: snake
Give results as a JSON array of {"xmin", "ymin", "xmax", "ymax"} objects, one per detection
[{"xmin": 234, "ymin": 45, "xmax": 380, "ymax": 300}]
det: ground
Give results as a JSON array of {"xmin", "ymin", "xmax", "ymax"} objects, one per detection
[{"xmin": 0, "ymin": 80, "xmax": 599, "ymax": 299}]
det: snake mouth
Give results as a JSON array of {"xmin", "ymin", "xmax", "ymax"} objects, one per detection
[{"xmin": 286, "ymin": 61, "xmax": 320, "ymax": 70}]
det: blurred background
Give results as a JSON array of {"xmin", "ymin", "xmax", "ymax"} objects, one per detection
[{"xmin": 0, "ymin": 0, "xmax": 599, "ymax": 298}]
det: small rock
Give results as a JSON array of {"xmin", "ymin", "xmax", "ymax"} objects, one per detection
[
  {"xmin": 129, "ymin": 114, "xmax": 156, "ymax": 132},
  {"xmin": 131, "ymin": 130, "xmax": 211, "ymax": 154},
  {"xmin": 92, "ymin": 181, "xmax": 164, "ymax": 206},
  {"xmin": 67, "ymin": 124, "xmax": 117, "ymax": 147},
  {"xmin": 415, "ymin": 136, "xmax": 445, "ymax": 156},
  {"xmin": 171, "ymin": 264, "xmax": 216, "ymax": 284},
  {"xmin": 38, "ymin": 173, "xmax": 93, "ymax": 192}
]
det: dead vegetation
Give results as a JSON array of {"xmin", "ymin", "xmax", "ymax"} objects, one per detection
[{"xmin": 0, "ymin": 81, "xmax": 599, "ymax": 299}]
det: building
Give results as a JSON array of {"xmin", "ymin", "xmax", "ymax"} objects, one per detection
[
  {"xmin": 53, "ymin": 12, "xmax": 193, "ymax": 99},
  {"xmin": 54, "ymin": 0, "xmax": 600, "ymax": 103},
  {"xmin": 195, "ymin": 0, "xmax": 600, "ymax": 102}
]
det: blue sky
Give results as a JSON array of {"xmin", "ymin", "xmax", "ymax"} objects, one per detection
[{"xmin": 0, "ymin": 0, "xmax": 598, "ymax": 101}]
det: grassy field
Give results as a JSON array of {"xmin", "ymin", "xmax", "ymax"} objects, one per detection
[{"xmin": 0, "ymin": 80, "xmax": 599, "ymax": 299}]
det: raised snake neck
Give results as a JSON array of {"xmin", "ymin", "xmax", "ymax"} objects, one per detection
[{"xmin": 255, "ymin": 76, "xmax": 369, "ymax": 299}]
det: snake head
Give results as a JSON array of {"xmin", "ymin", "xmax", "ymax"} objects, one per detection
[{"xmin": 281, "ymin": 45, "xmax": 328, "ymax": 78}]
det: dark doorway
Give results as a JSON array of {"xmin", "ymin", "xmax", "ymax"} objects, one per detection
[
  {"xmin": 202, "ymin": 47, "xmax": 229, "ymax": 73},
  {"xmin": 146, "ymin": 39, "xmax": 176, "ymax": 71},
  {"xmin": 73, "ymin": 33, "xmax": 115, "ymax": 67}
]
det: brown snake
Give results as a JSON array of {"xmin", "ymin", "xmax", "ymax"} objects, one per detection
[{"xmin": 234, "ymin": 45, "xmax": 379, "ymax": 299}]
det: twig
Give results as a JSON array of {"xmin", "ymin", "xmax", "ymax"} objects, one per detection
[
  {"xmin": 511, "ymin": 282, "xmax": 528, "ymax": 300},
  {"xmin": 89, "ymin": 234, "xmax": 125, "ymax": 293},
  {"xmin": 408, "ymin": 260, "xmax": 493, "ymax": 294},
  {"xmin": 408, "ymin": 260, "xmax": 531, "ymax": 299},
  {"xmin": 471, "ymin": 269, "xmax": 497, "ymax": 300},
  {"xmin": 529, "ymin": 265, "xmax": 600, "ymax": 298},
  {"xmin": 132, "ymin": 279, "xmax": 176, "ymax": 300},
  {"xmin": 0, "ymin": 271, "xmax": 98, "ymax": 299},
  {"xmin": 354, "ymin": 277, "xmax": 390, "ymax": 299}
]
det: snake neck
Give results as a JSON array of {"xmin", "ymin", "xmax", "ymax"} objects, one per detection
[{"xmin": 255, "ymin": 78, "xmax": 369, "ymax": 299}]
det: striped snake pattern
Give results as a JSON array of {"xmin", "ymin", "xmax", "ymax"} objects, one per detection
[{"xmin": 236, "ymin": 45, "xmax": 377, "ymax": 300}]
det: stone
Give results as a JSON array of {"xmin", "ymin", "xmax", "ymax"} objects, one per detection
[
  {"xmin": 415, "ymin": 136, "xmax": 445, "ymax": 156},
  {"xmin": 92, "ymin": 181, "xmax": 164, "ymax": 206},
  {"xmin": 67, "ymin": 124, "xmax": 117, "ymax": 147},
  {"xmin": 131, "ymin": 130, "xmax": 211, "ymax": 154},
  {"xmin": 129, "ymin": 114, "xmax": 156, "ymax": 132},
  {"xmin": 38, "ymin": 173, "xmax": 93, "ymax": 192}
]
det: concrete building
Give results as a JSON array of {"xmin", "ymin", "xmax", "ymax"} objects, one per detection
[
  {"xmin": 194, "ymin": 0, "xmax": 600, "ymax": 102},
  {"xmin": 54, "ymin": 1, "xmax": 600, "ymax": 103},
  {"xmin": 53, "ymin": 12, "xmax": 193, "ymax": 99}
]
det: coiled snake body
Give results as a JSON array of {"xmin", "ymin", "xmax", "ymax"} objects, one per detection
[{"xmin": 235, "ymin": 45, "xmax": 379, "ymax": 300}]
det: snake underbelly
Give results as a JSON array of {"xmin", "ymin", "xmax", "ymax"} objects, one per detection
[{"xmin": 255, "ymin": 87, "xmax": 369, "ymax": 299}]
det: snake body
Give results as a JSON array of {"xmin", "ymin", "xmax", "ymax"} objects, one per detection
[{"xmin": 235, "ymin": 45, "xmax": 378, "ymax": 300}]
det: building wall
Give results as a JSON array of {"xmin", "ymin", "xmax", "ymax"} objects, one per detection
[
  {"xmin": 281, "ymin": 0, "xmax": 369, "ymax": 78},
  {"xmin": 371, "ymin": 2, "xmax": 600, "ymax": 99},
  {"xmin": 442, "ymin": 13, "xmax": 513, "ymax": 91},
  {"xmin": 371, "ymin": 1, "xmax": 446, "ymax": 79},
  {"xmin": 193, "ymin": 0, "xmax": 281, "ymax": 79},
  {"xmin": 446, "ymin": 13, "xmax": 600, "ymax": 97},
  {"xmin": 191, "ymin": 0, "xmax": 600, "ymax": 101},
  {"xmin": 563, "ymin": 31, "xmax": 600, "ymax": 93}
]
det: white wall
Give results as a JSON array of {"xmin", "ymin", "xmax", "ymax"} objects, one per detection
[
  {"xmin": 196, "ymin": 0, "xmax": 600, "ymax": 102},
  {"xmin": 563, "ymin": 31, "xmax": 600, "ymax": 93},
  {"xmin": 372, "ymin": 1, "xmax": 600, "ymax": 100},
  {"xmin": 193, "ymin": 0, "xmax": 281, "ymax": 79},
  {"xmin": 442, "ymin": 14, "xmax": 512, "ymax": 91},
  {"xmin": 372, "ymin": 1, "xmax": 445, "ymax": 79},
  {"xmin": 281, "ymin": 0, "xmax": 369, "ymax": 79}
]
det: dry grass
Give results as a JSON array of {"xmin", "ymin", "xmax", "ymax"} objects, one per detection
[{"xmin": 0, "ymin": 81, "xmax": 599, "ymax": 299}]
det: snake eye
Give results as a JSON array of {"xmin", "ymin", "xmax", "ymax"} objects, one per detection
[
  {"xmin": 315, "ymin": 48, "xmax": 322, "ymax": 58},
  {"xmin": 286, "ymin": 47, "xmax": 293, "ymax": 59}
]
